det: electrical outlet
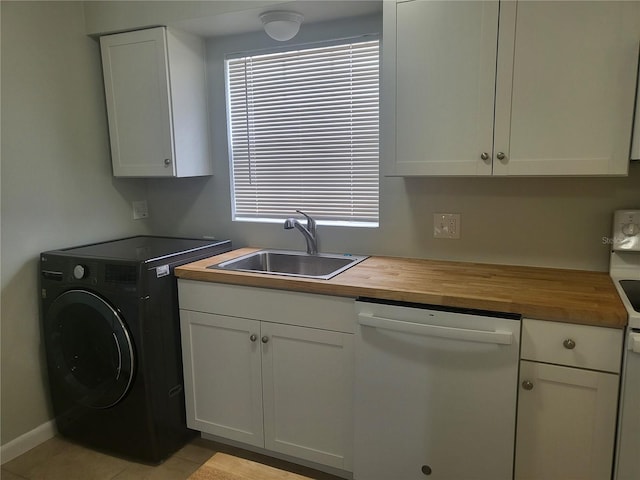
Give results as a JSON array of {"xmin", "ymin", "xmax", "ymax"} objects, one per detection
[
  {"xmin": 433, "ymin": 213, "xmax": 460, "ymax": 239},
  {"xmin": 132, "ymin": 200, "xmax": 149, "ymax": 220}
]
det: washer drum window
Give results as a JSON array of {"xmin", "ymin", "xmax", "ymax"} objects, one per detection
[{"xmin": 44, "ymin": 290, "xmax": 135, "ymax": 409}]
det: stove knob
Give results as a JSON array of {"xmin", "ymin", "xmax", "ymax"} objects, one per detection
[
  {"xmin": 622, "ymin": 223, "xmax": 640, "ymax": 236},
  {"xmin": 73, "ymin": 264, "xmax": 88, "ymax": 280}
]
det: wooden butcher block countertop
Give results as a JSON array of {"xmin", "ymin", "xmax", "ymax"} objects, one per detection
[{"xmin": 175, "ymin": 248, "xmax": 628, "ymax": 329}]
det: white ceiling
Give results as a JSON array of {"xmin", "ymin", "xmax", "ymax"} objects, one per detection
[{"xmin": 173, "ymin": 1, "xmax": 382, "ymax": 38}]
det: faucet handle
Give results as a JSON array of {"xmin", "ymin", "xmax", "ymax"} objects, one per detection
[{"xmin": 295, "ymin": 210, "xmax": 316, "ymax": 233}]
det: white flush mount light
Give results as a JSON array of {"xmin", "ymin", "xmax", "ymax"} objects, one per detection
[{"xmin": 260, "ymin": 11, "xmax": 304, "ymax": 41}]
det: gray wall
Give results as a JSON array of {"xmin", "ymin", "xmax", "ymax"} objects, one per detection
[
  {"xmin": 147, "ymin": 15, "xmax": 640, "ymax": 271},
  {"xmin": 1, "ymin": 1, "xmax": 150, "ymax": 445}
]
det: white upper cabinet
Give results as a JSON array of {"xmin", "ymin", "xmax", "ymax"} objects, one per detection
[
  {"xmin": 100, "ymin": 27, "xmax": 213, "ymax": 178},
  {"xmin": 388, "ymin": 0, "xmax": 499, "ymax": 176},
  {"xmin": 385, "ymin": 0, "xmax": 640, "ymax": 176},
  {"xmin": 494, "ymin": 1, "xmax": 639, "ymax": 176}
]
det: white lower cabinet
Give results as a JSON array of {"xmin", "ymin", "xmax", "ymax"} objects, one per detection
[
  {"xmin": 179, "ymin": 283, "xmax": 625, "ymax": 479},
  {"xmin": 180, "ymin": 311, "xmax": 264, "ymax": 447},
  {"xmin": 515, "ymin": 319, "xmax": 623, "ymax": 480},
  {"xmin": 261, "ymin": 322, "xmax": 353, "ymax": 468},
  {"xmin": 179, "ymin": 281, "xmax": 354, "ymax": 472}
]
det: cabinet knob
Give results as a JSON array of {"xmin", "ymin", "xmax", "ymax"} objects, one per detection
[
  {"xmin": 261, "ymin": 336, "xmax": 269, "ymax": 344},
  {"xmin": 496, "ymin": 152, "xmax": 506, "ymax": 161},
  {"xmin": 421, "ymin": 464, "xmax": 432, "ymax": 476},
  {"xmin": 480, "ymin": 152, "xmax": 490, "ymax": 161},
  {"xmin": 250, "ymin": 334, "xmax": 258, "ymax": 342},
  {"xmin": 563, "ymin": 338, "xmax": 576, "ymax": 350},
  {"xmin": 522, "ymin": 380, "xmax": 534, "ymax": 391},
  {"xmin": 164, "ymin": 158, "xmax": 172, "ymax": 166}
]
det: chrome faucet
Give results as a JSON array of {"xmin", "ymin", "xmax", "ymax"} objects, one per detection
[{"xmin": 284, "ymin": 210, "xmax": 318, "ymax": 255}]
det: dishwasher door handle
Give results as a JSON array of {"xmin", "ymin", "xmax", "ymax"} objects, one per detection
[{"xmin": 357, "ymin": 313, "xmax": 513, "ymax": 345}]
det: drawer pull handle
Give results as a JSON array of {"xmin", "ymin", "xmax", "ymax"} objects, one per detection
[
  {"xmin": 522, "ymin": 380, "xmax": 534, "ymax": 391},
  {"xmin": 563, "ymin": 338, "xmax": 576, "ymax": 350}
]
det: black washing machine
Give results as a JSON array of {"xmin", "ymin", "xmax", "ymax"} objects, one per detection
[{"xmin": 40, "ymin": 236, "xmax": 231, "ymax": 463}]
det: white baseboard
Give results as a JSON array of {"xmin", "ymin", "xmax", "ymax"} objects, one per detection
[{"xmin": 1, "ymin": 420, "xmax": 57, "ymax": 465}]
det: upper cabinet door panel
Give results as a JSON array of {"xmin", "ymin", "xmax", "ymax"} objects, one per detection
[
  {"xmin": 494, "ymin": 0, "xmax": 640, "ymax": 176},
  {"xmin": 100, "ymin": 28, "xmax": 176, "ymax": 177},
  {"xmin": 392, "ymin": 0, "xmax": 499, "ymax": 176}
]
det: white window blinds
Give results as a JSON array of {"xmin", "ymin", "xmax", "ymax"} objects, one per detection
[{"xmin": 226, "ymin": 39, "xmax": 380, "ymax": 226}]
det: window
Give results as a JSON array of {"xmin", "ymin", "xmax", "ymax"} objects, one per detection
[{"xmin": 226, "ymin": 39, "xmax": 379, "ymax": 227}]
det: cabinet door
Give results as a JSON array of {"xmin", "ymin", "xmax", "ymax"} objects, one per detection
[
  {"xmin": 261, "ymin": 323, "xmax": 354, "ymax": 470},
  {"xmin": 180, "ymin": 310, "xmax": 263, "ymax": 447},
  {"xmin": 494, "ymin": 1, "xmax": 640, "ymax": 176},
  {"xmin": 515, "ymin": 360, "xmax": 619, "ymax": 480},
  {"xmin": 388, "ymin": 0, "xmax": 499, "ymax": 175},
  {"xmin": 100, "ymin": 28, "xmax": 176, "ymax": 177}
]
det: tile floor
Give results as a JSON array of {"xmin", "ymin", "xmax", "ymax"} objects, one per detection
[{"xmin": 1, "ymin": 436, "xmax": 343, "ymax": 480}]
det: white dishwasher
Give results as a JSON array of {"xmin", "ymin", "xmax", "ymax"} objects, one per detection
[{"xmin": 354, "ymin": 299, "xmax": 521, "ymax": 480}]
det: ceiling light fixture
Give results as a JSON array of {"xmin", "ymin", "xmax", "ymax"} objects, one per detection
[{"xmin": 260, "ymin": 11, "xmax": 304, "ymax": 42}]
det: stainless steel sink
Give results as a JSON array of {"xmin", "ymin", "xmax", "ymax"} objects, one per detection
[{"xmin": 208, "ymin": 249, "xmax": 368, "ymax": 280}]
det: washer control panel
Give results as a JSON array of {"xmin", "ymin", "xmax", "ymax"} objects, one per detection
[
  {"xmin": 40, "ymin": 255, "xmax": 99, "ymax": 285},
  {"xmin": 613, "ymin": 210, "xmax": 640, "ymax": 251}
]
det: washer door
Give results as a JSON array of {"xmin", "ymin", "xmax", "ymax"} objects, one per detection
[{"xmin": 44, "ymin": 289, "xmax": 135, "ymax": 409}]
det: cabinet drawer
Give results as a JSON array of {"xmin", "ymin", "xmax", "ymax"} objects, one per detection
[{"xmin": 521, "ymin": 319, "xmax": 623, "ymax": 373}]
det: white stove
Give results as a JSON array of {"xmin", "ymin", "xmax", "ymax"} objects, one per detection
[
  {"xmin": 610, "ymin": 210, "xmax": 640, "ymax": 329},
  {"xmin": 610, "ymin": 209, "xmax": 640, "ymax": 480}
]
